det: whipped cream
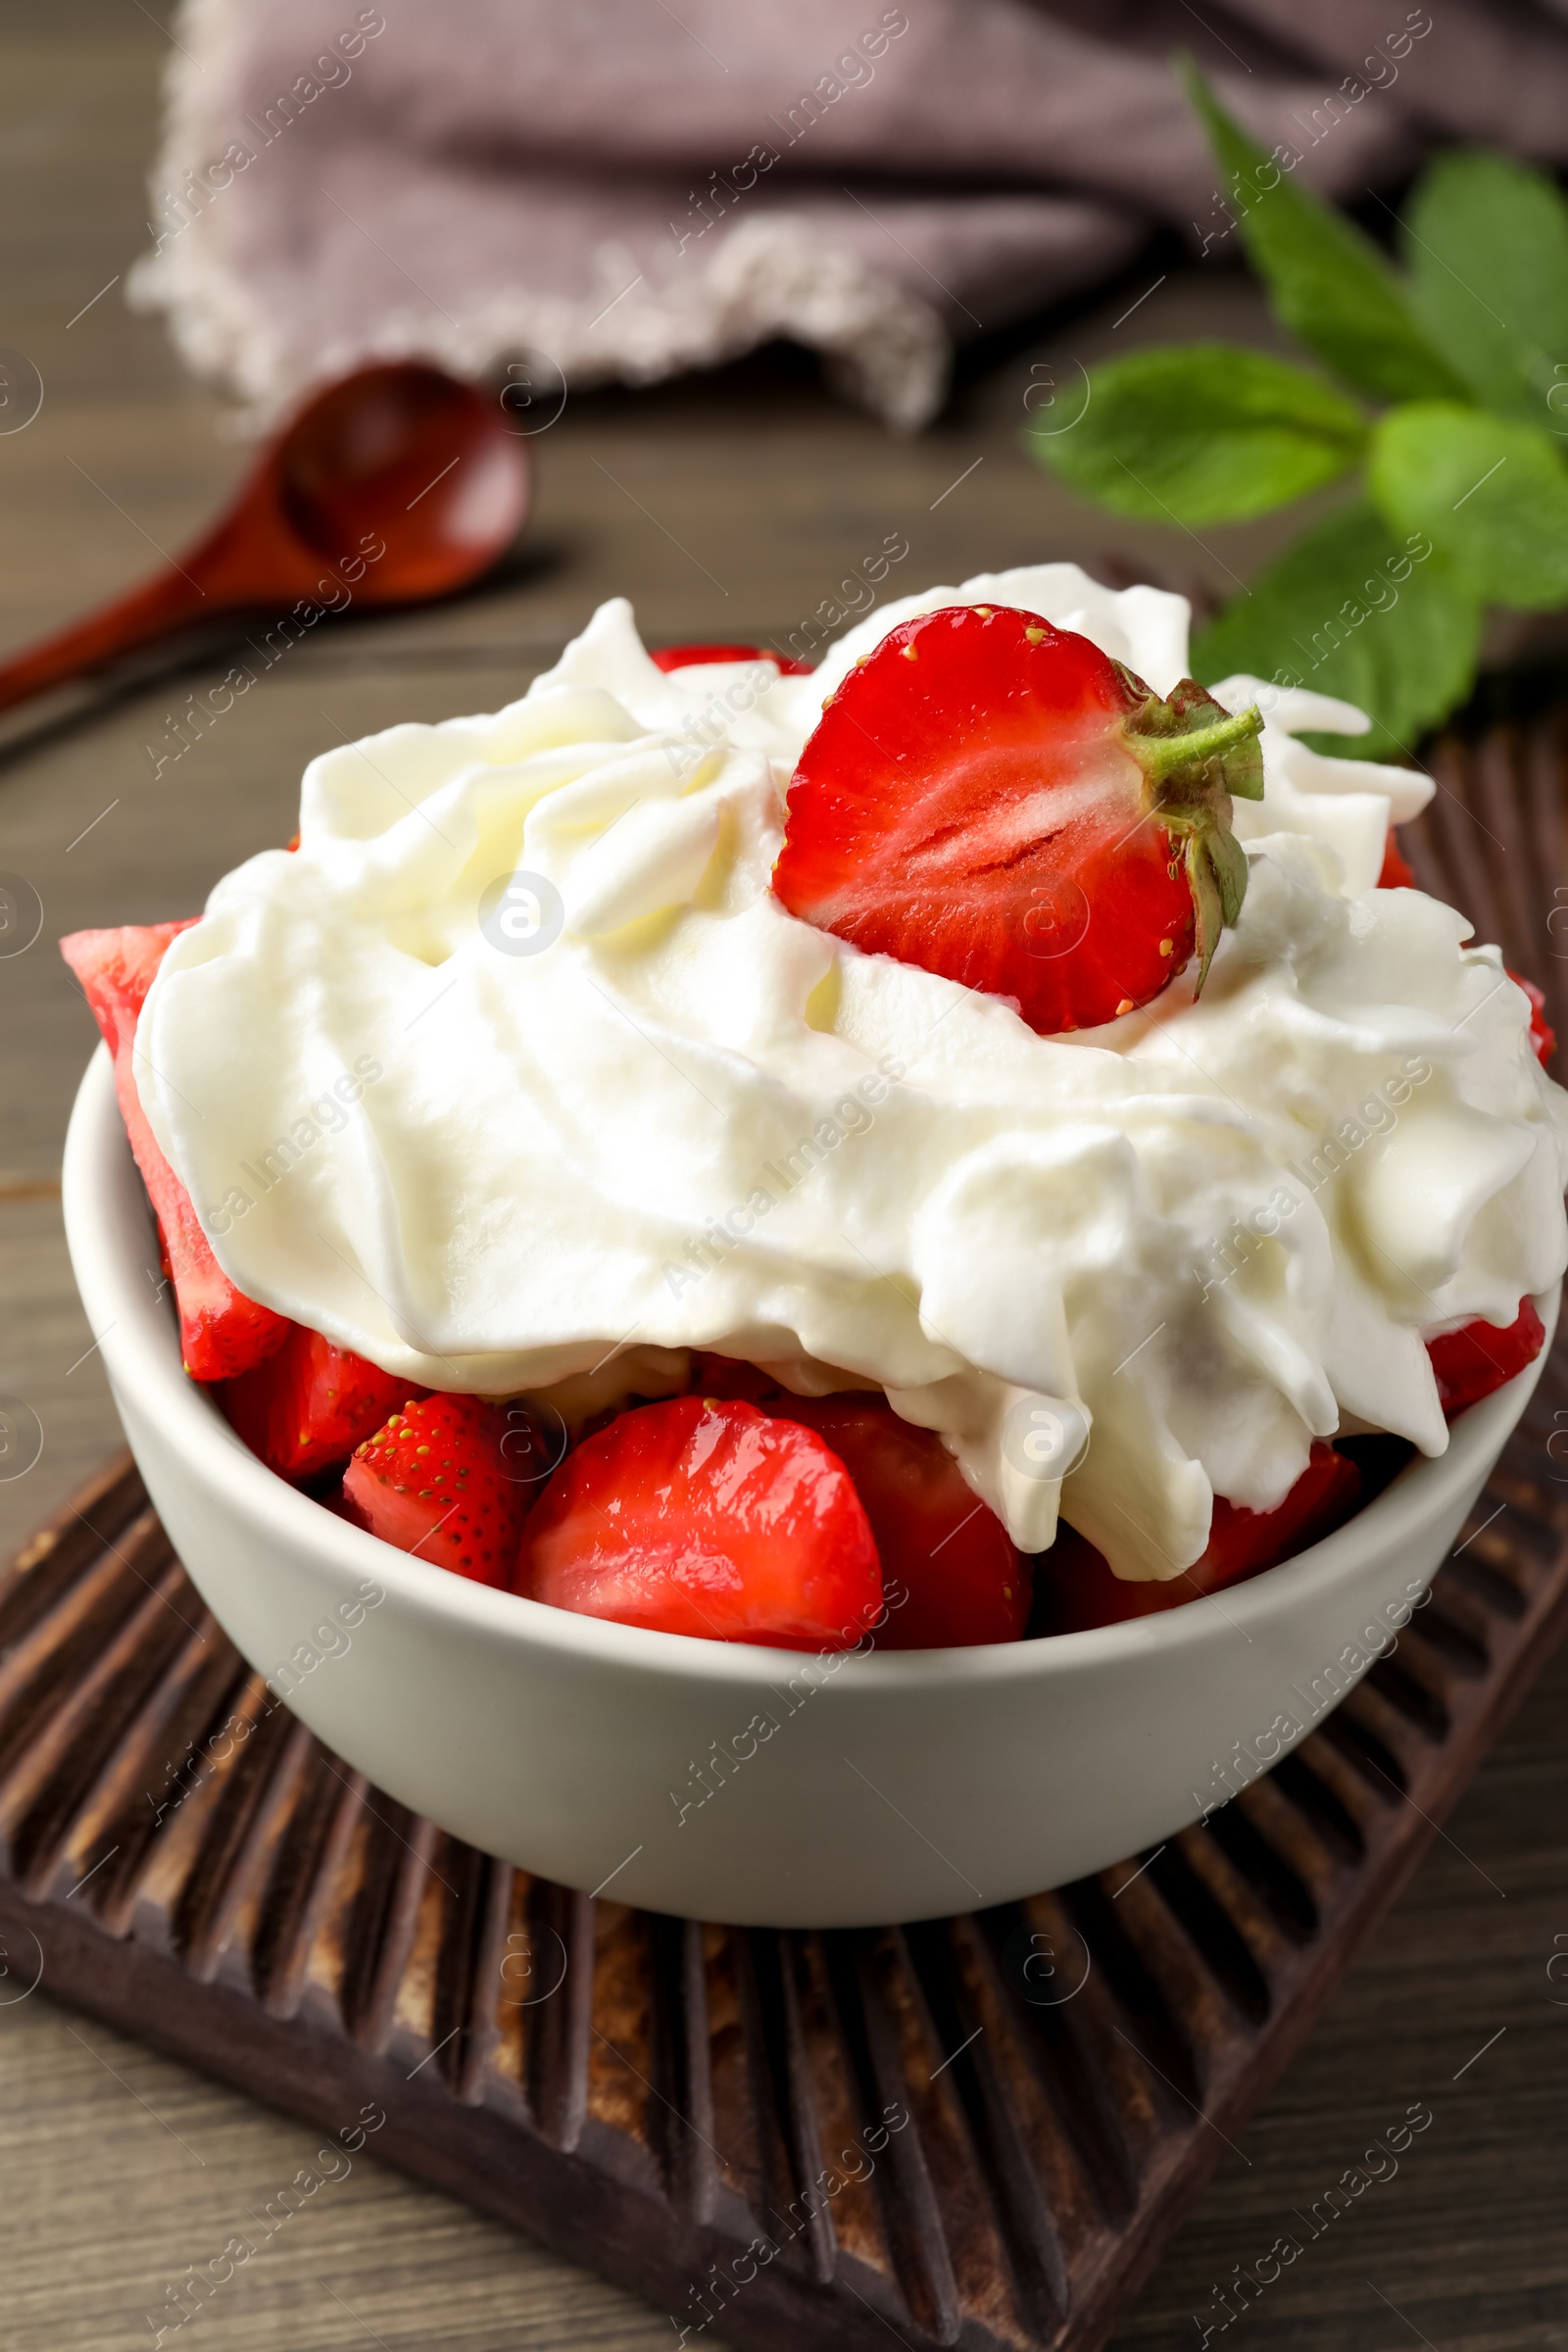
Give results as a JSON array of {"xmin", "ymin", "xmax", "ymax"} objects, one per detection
[{"xmin": 137, "ymin": 566, "xmax": 1568, "ymax": 1579}]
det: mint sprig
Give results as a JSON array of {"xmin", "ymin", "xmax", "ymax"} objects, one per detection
[
  {"xmin": 1027, "ymin": 61, "xmax": 1568, "ymax": 759},
  {"xmin": 1370, "ymin": 404, "xmax": 1568, "ymax": 608},
  {"xmin": 1047, "ymin": 344, "xmax": 1366, "ymax": 524},
  {"xmin": 1403, "ymin": 151, "xmax": 1568, "ymax": 420},
  {"xmin": 1179, "ymin": 60, "xmax": 1468, "ymax": 409}
]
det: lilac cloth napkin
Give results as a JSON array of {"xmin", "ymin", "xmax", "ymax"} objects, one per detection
[{"xmin": 130, "ymin": 0, "xmax": 1568, "ymax": 428}]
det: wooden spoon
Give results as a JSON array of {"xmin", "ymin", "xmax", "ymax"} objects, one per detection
[{"xmin": 0, "ymin": 362, "xmax": 530, "ymax": 716}]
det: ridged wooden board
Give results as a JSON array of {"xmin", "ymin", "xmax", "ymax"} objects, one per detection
[{"xmin": 6, "ymin": 706, "xmax": 1566, "ymax": 2352}]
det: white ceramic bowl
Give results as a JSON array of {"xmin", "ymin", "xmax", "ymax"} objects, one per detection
[{"xmin": 63, "ymin": 1045, "xmax": 1556, "ymax": 1928}]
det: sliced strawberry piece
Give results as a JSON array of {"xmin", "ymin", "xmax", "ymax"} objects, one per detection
[
  {"xmin": 772, "ymin": 605, "xmax": 1263, "ymax": 1034},
  {"xmin": 514, "ymin": 1396, "xmax": 881, "ymax": 1649},
  {"xmin": 1377, "ymin": 829, "xmax": 1415, "ymax": 889},
  {"xmin": 687, "ymin": 1350, "xmax": 790, "ymax": 1406},
  {"xmin": 341, "ymin": 1394, "xmax": 532, "ymax": 1587},
  {"xmin": 1198, "ymin": 1444, "xmax": 1363, "ymax": 1590},
  {"xmin": 61, "ymin": 922, "xmax": 290, "ymax": 1381},
  {"xmin": 650, "ymin": 642, "xmax": 812, "ymax": 675},
  {"xmin": 1035, "ymin": 1443, "xmax": 1363, "ymax": 1634},
  {"xmin": 1506, "ymin": 969, "xmax": 1555, "ymax": 1067},
  {"xmin": 768, "ymin": 1394, "xmax": 1027, "ymax": 1647},
  {"xmin": 218, "ymin": 1322, "xmax": 423, "ymax": 1482},
  {"xmin": 1427, "ymin": 1298, "xmax": 1545, "ymax": 1417},
  {"xmin": 688, "ymin": 1369, "xmax": 1026, "ymax": 1645}
]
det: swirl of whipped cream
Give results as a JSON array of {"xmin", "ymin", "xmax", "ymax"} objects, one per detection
[{"xmin": 136, "ymin": 566, "xmax": 1568, "ymax": 1578}]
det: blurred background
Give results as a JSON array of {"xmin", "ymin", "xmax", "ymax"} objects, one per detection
[{"xmin": 3, "ymin": 3, "xmax": 1568, "ymax": 2346}]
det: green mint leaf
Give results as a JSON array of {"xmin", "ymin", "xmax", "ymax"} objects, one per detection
[
  {"xmin": 1191, "ymin": 498, "xmax": 1482, "ymax": 759},
  {"xmin": 1402, "ymin": 149, "xmax": 1568, "ymax": 424},
  {"xmin": 1181, "ymin": 57, "xmax": 1469, "ymax": 408},
  {"xmin": 1368, "ymin": 402, "xmax": 1568, "ymax": 610},
  {"xmin": 1028, "ymin": 344, "xmax": 1364, "ymax": 524}
]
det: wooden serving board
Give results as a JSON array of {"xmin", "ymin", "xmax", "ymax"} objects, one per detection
[{"xmin": 0, "ymin": 1370, "xmax": 1563, "ymax": 2352}]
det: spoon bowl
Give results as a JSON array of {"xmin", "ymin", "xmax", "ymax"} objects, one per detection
[
  {"xmin": 0, "ymin": 362, "xmax": 531, "ymax": 716},
  {"xmin": 275, "ymin": 364, "xmax": 529, "ymax": 600}
]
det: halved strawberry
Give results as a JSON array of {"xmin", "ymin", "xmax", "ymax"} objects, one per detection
[
  {"xmin": 218, "ymin": 1322, "xmax": 422, "ymax": 1482},
  {"xmin": 61, "ymin": 923, "xmax": 290, "ymax": 1381},
  {"xmin": 650, "ymin": 643, "xmax": 812, "ymax": 675},
  {"xmin": 1377, "ymin": 829, "xmax": 1415, "ymax": 889},
  {"xmin": 1427, "ymin": 1298, "xmax": 1545, "ymax": 1418},
  {"xmin": 772, "ymin": 605, "xmax": 1263, "ymax": 1034},
  {"xmin": 1507, "ymin": 969, "xmax": 1555, "ymax": 1067},
  {"xmin": 341, "ymin": 1395, "xmax": 532, "ymax": 1586},
  {"xmin": 1035, "ymin": 1443, "xmax": 1363, "ymax": 1634},
  {"xmin": 514, "ymin": 1396, "xmax": 881, "ymax": 1649},
  {"xmin": 769, "ymin": 1394, "xmax": 1028, "ymax": 1647}
]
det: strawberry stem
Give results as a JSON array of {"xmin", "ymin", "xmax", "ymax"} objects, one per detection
[{"xmin": 1132, "ymin": 703, "xmax": 1263, "ymax": 787}]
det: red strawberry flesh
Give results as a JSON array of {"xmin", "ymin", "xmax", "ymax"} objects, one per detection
[
  {"xmin": 772, "ymin": 605, "xmax": 1262, "ymax": 1035},
  {"xmin": 514, "ymin": 1395, "xmax": 882, "ymax": 1649},
  {"xmin": 342, "ymin": 1394, "xmax": 533, "ymax": 1587},
  {"xmin": 1035, "ymin": 1442, "xmax": 1363, "ymax": 1634},
  {"xmin": 218, "ymin": 1322, "xmax": 423, "ymax": 1482},
  {"xmin": 1427, "ymin": 1298, "xmax": 1545, "ymax": 1418},
  {"xmin": 60, "ymin": 922, "xmax": 290, "ymax": 1381},
  {"xmin": 1377, "ymin": 829, "xmax": 1415, "ymax": 889},
  {"xmin": 1198, "ymin": 1443, "xmax": 1363, "ymax": 1589},
  {"xmin": 769, "ymin": 1393, "xmax": 1027, "ymax": 1647}
]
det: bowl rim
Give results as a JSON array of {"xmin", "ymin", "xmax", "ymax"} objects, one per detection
[{"xmin": 63, "ymin": 1042, "xmax": 1559, "ymax": 1694}]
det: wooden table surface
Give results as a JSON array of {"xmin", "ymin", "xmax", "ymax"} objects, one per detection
[{"xmin": 2, "ymin": 8, "xmax": 1566, "ymax": 2348}]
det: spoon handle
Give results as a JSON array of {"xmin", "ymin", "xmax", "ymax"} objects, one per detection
[{"xmin": 0, "ymin": 558, "xmax": 229, "ymax": 718}]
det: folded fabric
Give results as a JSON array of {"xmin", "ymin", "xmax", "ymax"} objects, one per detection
[{"xmin": 130, "ymin": 0, "xmax": 1568, "ymax": 429}]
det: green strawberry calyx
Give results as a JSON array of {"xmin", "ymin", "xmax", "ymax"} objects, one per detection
[{"xmin": 1116, "ymin": 672, "xmax": 1264, "ymax": 993}]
